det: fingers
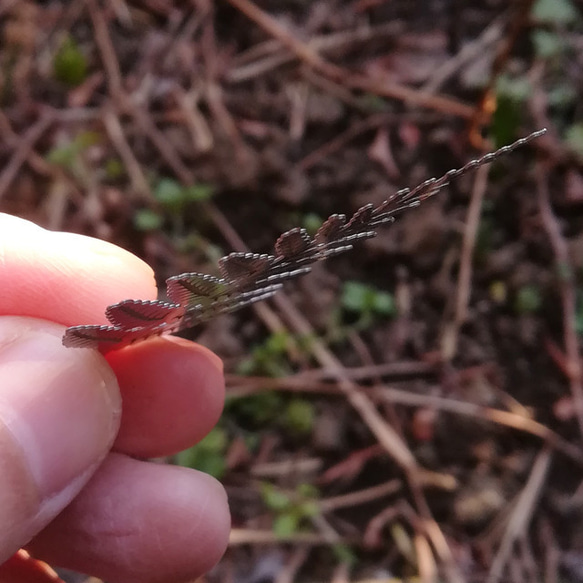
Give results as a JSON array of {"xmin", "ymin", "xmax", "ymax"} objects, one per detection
[
  {"xmin": 0, "ymin": 213, "xmax": 157, "ymax": 326},
  {"xmin": 0, "ymin": 214, "xmax": 230, "ymax": 583},
  {"xmin": 106, "ymin": 337, "xmax": 225, "ymax": 458},
  {"xmin": 0, "ymin": 318, "xmax": 121, "ymax": 562},
  {"xmin": 27, "ymin": 453, "xmax": 230, "ymax": 583},
  {"xmin": 0, "ymin": 212, "xmax": 227, "ymax": 459}
]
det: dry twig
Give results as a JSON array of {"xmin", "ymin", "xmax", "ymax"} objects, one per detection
[
  {"xmin": 0, "ymin": 110, "xmax": 55, "ymax": 200},
  {"xmin": 486, "ymin": 447, "xmax": 552, "ymax": 583},
  {"xmin": 441, "ymin": 163, "xmax": 491, "ymax": 360},
  {"xmin": 224, "ymin": 0, "xmax": 474, "ymax": 119},
  {"xmin": 226, "ymin": 375, "xmax": 583, "ymax": 465},
  {"xmin": 536, "ymin": 161, "xmax": 583, "ymax": 437}
]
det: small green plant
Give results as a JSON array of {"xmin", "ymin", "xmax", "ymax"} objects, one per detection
[
  {"xmin": 332, "ymin": 544, "xmax": 358, "ymax": 566},
  {"xmin": 302, "ymin": 212, "xmax": 323, "ymax": 235},
  {"xmin": 514, "ymin": 284, "xmax": 542, "ymax": 314},
  {"xmin": 261, "ymin": 482, "xmax": 320, "ymax": 538},
  {"xmin": 529, "ymin": 0, "xmax": 582, "ymax": 156},
  {"xmin": 154, "ymin": 178, "xmax": 214, "ymax": 209},
  {"xmin": 225, "ymin": 390, "xmax": 315, "ymax": 436},
  {"xmin": 282, "ymin": 398, "xmax": 315, "ymax": 436},
  {"xmin": 566, "ymin": 124, "xmax": 583, "ymax": 159},
  {"xmin": 492, "ymin": 75, "xmax": 532, "ymax": 147},
  {"xmin": 340, "ymin": 280, "xmax": 396, "ymax": 330},
  {"xmin": 237, "ymin": 331, "xmax": 295, "ymax": 377},
  {"xmin": 547, "ymin": 84, "xmax": 578, "ymax": 113},
  {"xmin": 46, "ymin": 131, "xmax": 102, "ymax": 187},
  {"xmin": 133, "ymin": 177, "xmax": 215, "ymax": 233},
  {"xmin": 46, "ymin": 130, "xmax": 100, "ymax": 170},
  {"xmin": 284, "ymin": 212, "xmax": 323, "ymax": 236},
  {"xmin": 53, "ymin": 36, "xmax": 88, "ymax": 86},
  {"xmin": 225, "ymin": 391, "xmax": 284, "ymax": 428},
  {"xmin": 532, "ymin": 0, "xmax": 578, "ymax": 26},
  {"xmin": 104, "ymin": 158, "xmax": 124, "ymax": 179},
  {"xmin": 174, "ymin": 426, "xmax": 227, "ymax": 479},
  {"xmin": 531, "ymin": 30, "xmax": 566, "ymax": 60},
  {"xmin": 133, "ymin": 208, "xmax": 164, "ymax": 231},
  {"xmin": 174, "ymin": 233, "xmax": 224, "ymax": 260}
]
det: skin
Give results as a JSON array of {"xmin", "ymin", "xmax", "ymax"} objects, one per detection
[{"xmin": 0, "ymin": 213, "xmax": 230, "ymax": 583}]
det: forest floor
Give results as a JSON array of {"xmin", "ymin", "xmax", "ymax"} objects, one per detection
[{"xmin": 2, "ymin": 1, "xmax": 583, "ymax": 582}]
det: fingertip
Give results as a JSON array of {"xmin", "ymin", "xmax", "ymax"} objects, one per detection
[
  {"xmin": 28, "ymin": 455, "xmax": 231, "ymax": 583},
  {"xmin": 106, "ymin": 337, "xmax": 225, "ymax": 457},
  {"xmin": 0, "ymin": 213, "xmax": 157, "ymax": 326},
  {"xmin": 165, "ymin": 335, "xmax": 224, "ymax": 375}
]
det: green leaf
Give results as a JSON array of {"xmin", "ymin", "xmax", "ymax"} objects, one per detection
[
  {"xmin": 184, "ymin": 183, "xmax": 215, "ymax": 202},
  {"xmin": 566, "ymin": 124, "xmax": 583, "ymax": 159},
  {"xmin": 514, "ymin": 285, "xmax": 542, "ymax": 314},
  {"xmin": 133, "ymin": 209, "xmax": 163, "ymax": 231},
  {"xmin": 53, "ymin": 36, "xmax": 88, "ymax": 86},
  {"xmin": 298, "ymin": 500, "xmax": 319, "ymax": 518},
  {"xmin": 372, "ymin": 290, "xmax": 395, "ymax": 315},
  {"xmin": 492, "ymin": 95, "xmax": 522, "ymax": 148},
  {"xmin": 546, "ymin": 84, "xmax": 578, "ymax": 109},
  {"xmin": 75, "ymin": 131, "xmax": 100, "ymax": 149},
  {"xmin": 273, "ymin": 512, "xmax": 300, "ymax": 537},
  {"xmin": 297, "ymin": 483, "xmax": 319, "ymax": 498},
  {"xmin": 46, "ymin": 144, "xmax": 75, "ymax": 167},
  {"xmin": 493, "ymin": 75, "xmax": 531, "ymax": 147},
  {"xmin": 46, "ymin": 131, "xmax": 99, "ymax": 169},
  {"xmin": 225, "ymin": 391, "xmax": 284, "ymax": 425},
  {"xmin": 187, "ymin": 451, "xmax": 226, "ymax": 479},
  {"xmin": 332, "ymin": 544, "xmax": 358, "ymax": 565},
  {"xmin": 261, "ymin": 484, "xmax": 292, "ymax": 511},
  {"xmin": 302, "ymin": 213, "xmax": 323, "ymax": 235},
  {"xmin": 532, "ymin": 0, "xmax": 579, "ymax": 25},
  {"xmin": 556, "ymin": 261, "xmax": 573, "ymax": 282},
  {"xmin": 341, "ymin": 281, "xmax": 370, "ymax": 312},
  {"xmin": 283, "ymin": 399, "xmax": 315, "ymax": 435},
  {"xmin": 265, "ymin": 331, "xmax": 291, "ymax": 354},
  {"xmin": 153, "ymin": 178, "xmax": 184, "ymax": 208},
  {"xmin": 496, "ymin": 75, "xmax": 531, "ymax": 103},
  {"xmin": 531, "ymin": 30, "xmax": 565, "ymax": 59},
  {"xmin": 198, "ymin": 427, "xmax": 228, "ymax": 453},
  {"xmin": 236, "ymin": 333, "xmax": 293, "ymax": 377},
  {"xmin": 174, "ymin": 427, "xmax": 228, "ymax": 479},
  {"xmin": 105, "ymin": 158, "xmax": 124, "ymax": 179},
  {"xmin": 341, "ymin": 281, "xmax": 395, "ymax": 318}
]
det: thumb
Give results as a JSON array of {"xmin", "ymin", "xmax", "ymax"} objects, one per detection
[{"xmin": 0, "ymin": 317, "xmax": 121, "ymax": 561}]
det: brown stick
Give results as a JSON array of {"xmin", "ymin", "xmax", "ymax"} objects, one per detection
[
  {"xmin": 486, "ymin": 447, "xmax": 552, "ymax": 583},
  {"xmin": 536, "ymin": 162, "xmax": 583, "ymax": 438},
  {"xmin": 86, "ymin": 0, "xmax": 123, "ymax": 99},
  {"xmin": 441, "ymin": 163, "xmax": 491, "ymax": 360},
  {"xmin": 224, "ymin": 0, "xmax": 474, "ymax": 119},
  {"xmin": 226, "ymin": 375, "xmax": 583, "ymax": 465},
  {"xmin": 0, "ymin": 110, "xmax": 55, "ymax": 201}
]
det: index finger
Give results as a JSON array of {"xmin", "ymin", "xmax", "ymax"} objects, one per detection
[{"xmin": 0, "ymin": 214, "xmax": 157, "ymax": 326}]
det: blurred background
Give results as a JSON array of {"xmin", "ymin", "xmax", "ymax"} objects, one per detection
[{"xmin": 2, "ymin": 0, "xmax": 583, "ymax": 581}]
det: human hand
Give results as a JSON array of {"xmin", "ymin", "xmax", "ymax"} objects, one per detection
[{"xmin": 0, "ymin": 214, "xmax": 230, "ymax": 583}]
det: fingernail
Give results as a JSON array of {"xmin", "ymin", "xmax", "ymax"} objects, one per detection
[{"xmin": 0, "ymin": 318, "xmax": 121, "ymax": 498}]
